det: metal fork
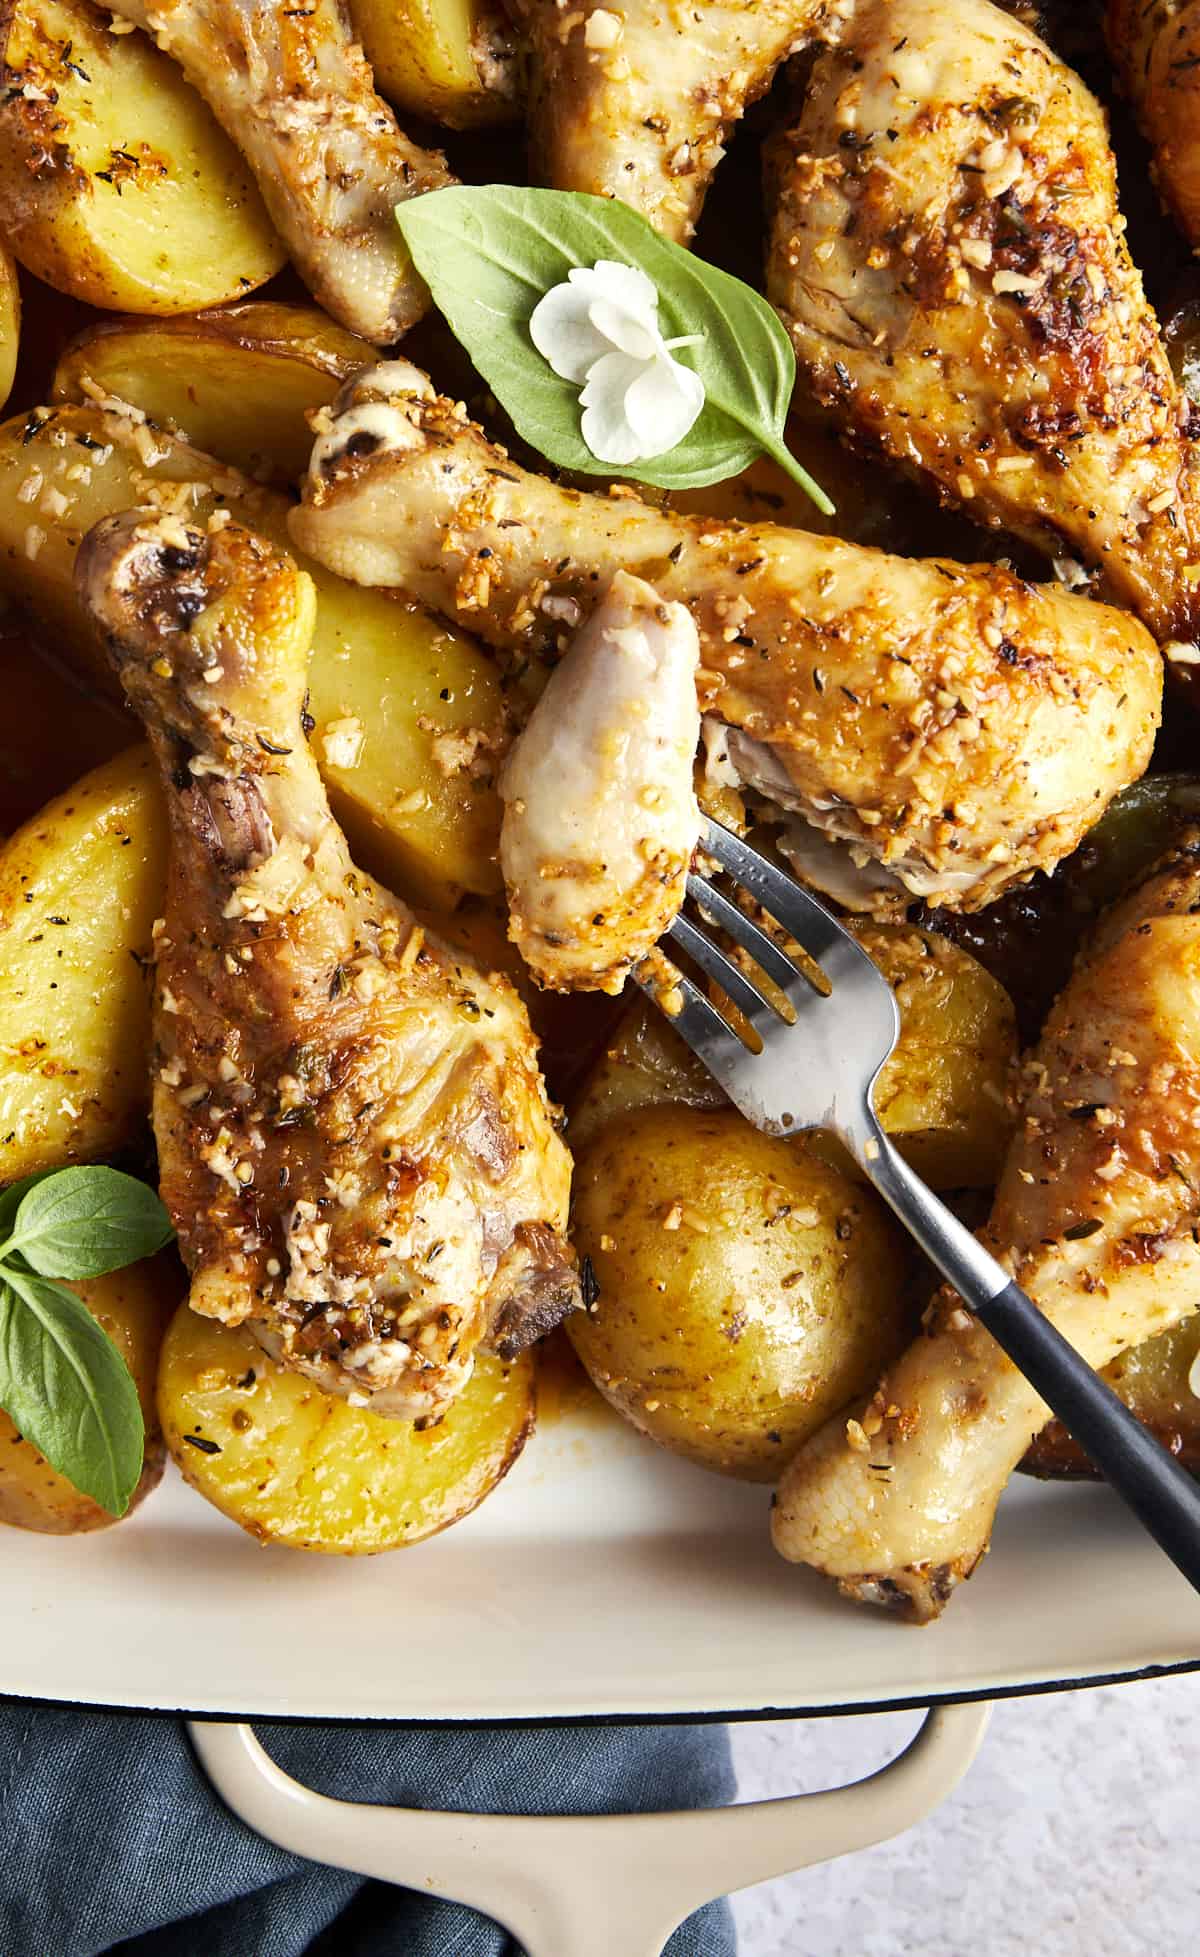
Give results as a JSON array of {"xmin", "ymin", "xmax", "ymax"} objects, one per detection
[{"xmin": 644, "ymin": 816, "xmax": 1200, "ymax": 1595}]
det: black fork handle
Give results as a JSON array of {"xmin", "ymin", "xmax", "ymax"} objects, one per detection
[{"xmin": 856, "ymin": 1123, "xmax": 1200, "ymax": 1596}]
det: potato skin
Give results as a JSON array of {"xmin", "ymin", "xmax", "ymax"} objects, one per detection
[
  {"xmin": 0, "ymin": 243, "xmax": 18, "ymax": 415},
  {"xmin": 0, "ymin": 0, "xmax": 284, "ymax": 312},
  {"xmin": 0, "ymin": 746, "xmax": 164, "ymax": 1183},
  {"xmin": 158, "ymin": 1307, "xmax": 536, "ymax": 1552},
  {"xmin": 1023, "ymin": 1314, "xmax": 1200, "ymax": 1480},
  {"xmin": 52, "ymin": 304, "xmax": 373, "ymax": 484},
  {"xmin": 0, "ymin": 1251, "xmax": 179, "ymax": 1532},
  {"xmin": 350, "ymin": 0, "xmax": 519, "ymax": 129},
  {"xmin": 569, "ymin": 1106, "xmax": 915, "ymax": 1480}
]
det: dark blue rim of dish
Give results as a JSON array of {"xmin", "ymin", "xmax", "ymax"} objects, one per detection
[{"xmin": 3, "ymin": 1654, "xmax": 1199, "ymax": 1726}]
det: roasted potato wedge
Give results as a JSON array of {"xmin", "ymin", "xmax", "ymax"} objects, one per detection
[
  {"xmin": 853, "ymin": 922, "xmax": 1017, "ymax": 1190},
  {"xmin": 351, "ymin": 0, "xmax": 519, "ymax": 129},
  {"xmin": 52, "ymin": 305, "xmax": 372, "ymax": 484},
  {"xmin": 0, "ymin": 243, "xmax": 18, "ymax": 413},
  {"xmin": 570, "ymin": 1106, "xmax": 915, "ymax": 1480},
  {"xmin": 0, "ymin": 0, "xmax": 285, "ymax": 313},
  {"xmin": 0, "ymin": 746, "xmax": 163, "ymax": 1182},
  {"xmin": 0, "ymin": 401, "xmax": 505, "ymax": 906},
  {"xmin": 158, "ymin": 1307, "xmax": 535, "ymax": 1552},
  {"xmin": 0, "ymin": 1249, "xmax": 179, "ymax": 1532},
  {"xmin": 572, "ymin": 924, "xmax": 1016, "ymax": 1190},
  {"xmin": 1023, "ymin": 1315, "xmax": 1200, "ymax": 1479}
]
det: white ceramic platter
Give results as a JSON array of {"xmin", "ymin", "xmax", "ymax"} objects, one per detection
[{"xmin": 5, "ymin": 1386, "xmax": 1200, "ymax": 1721}]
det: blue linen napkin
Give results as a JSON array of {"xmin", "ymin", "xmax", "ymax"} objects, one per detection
[{"xmin": 0, "ymin": 1704, "xmax": 737, "ymax": 1955}]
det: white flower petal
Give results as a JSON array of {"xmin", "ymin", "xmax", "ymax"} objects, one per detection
[
  {"xmin": 623, "ymin": 352, "xmax": 706, "ymax": 455},
  {"xmin": 587, "ymin": 260, "xmax": 660, "ymax": 318},
  {"xmin": 587, "ymin": 295, "xmax": 662, "ymax": 361},
  {"xmin": 529, "ymin": 280, "xmax": 614, "ymax": 383},
  {"xmin": 579, "ymin": 350, "xmax": 651, "ymax": 464}
]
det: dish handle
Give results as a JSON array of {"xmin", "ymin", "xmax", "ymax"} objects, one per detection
[{"xmin": 189, "ymin": 1700, "xmax": 989, "ymax": 1957}]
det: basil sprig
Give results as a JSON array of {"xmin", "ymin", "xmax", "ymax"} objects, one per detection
[
  {"xmin": 395, "ymin": 185, "xmax": 834, "ymax": 511},
  {"xmin": 0, "ymin": 1166, "xmax": 174, "ymax": 1516}
]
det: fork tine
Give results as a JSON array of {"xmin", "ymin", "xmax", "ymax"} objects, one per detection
[
  {"xmin": 702, "ymin": 818, "xmax": 867, "ymax": 976},
  {"xmin": 684, "ymin": 875, "xmax": 812, "ymax": 996},
  {"xmin": 666, "ymin": 913, "xmax": 781, "ymax": 1030},
  {"xmin": 634, "ymin": 965, "xmax": 748, "ymax": 1091}
]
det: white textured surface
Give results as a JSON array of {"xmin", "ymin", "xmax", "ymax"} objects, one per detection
[{"xmin": 730, "ymin": 1673, "xmax": 1200, "ymax": 1954}]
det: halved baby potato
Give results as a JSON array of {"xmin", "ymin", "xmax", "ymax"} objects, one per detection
[
  {"xmin": 0, "ymin": 745, "xmax": 163, "ymax": 1183},
  {"xmin": 0, "ymin": 401, "xmax": 505, "ymax": 907},
  {"xmin": 158, "ymin": 1306, "xmax": 535, "ymax": 1553},
  {"xmin": 0, "ymin": 243, "xmax": 19, "ymax": 414},
  {"xmin": 52, "ymin": 305, "xmax": 373, "ymax": 484},
  {"xmin": 0, "ymin": 1248, "xmax": 179, "ymax": 1532},
  {"xmin": 0, "ymin": 0, "xmax": 285, "ymax": 312},
  {"xmin": 351, "ymin": 0, "xmax": 519, "ymax": 129}
]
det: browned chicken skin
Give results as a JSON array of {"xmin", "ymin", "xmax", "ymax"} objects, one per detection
[
  {"xmin": 774, "ymin": 839, "xmax": 1200, "ymax": 1620},
  {"xmin": 290, "ymin": 362, "xmax": 1161, "ymax": 912},
  {"xmin": 767, "ymin": 0, "xmax": 1200, "ymax": 655},
  {"xmin": 76, "ymin": 512, "xmax": 578, "ymax": 1422},
  {"xmin": 509, "ymin": 0, "xmax": 833, "ymax": 242},
  {"xmin": 104, "ymin": 0, "xmax": 453, "ymax": 343},
  {"xmin": 1108, "ymin": 0, "xmax": 1200, "ymax": 249}
]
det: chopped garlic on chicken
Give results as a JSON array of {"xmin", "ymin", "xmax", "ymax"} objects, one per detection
[
  {"xmin": 510, "ymin": 0, "xmax": 829, "ymax": 242},
  {"xmin": 290, "ymin": 363, "xmax": 1161, "ymax": 914},
  {"xmin": 766, "ymin": 0, "xmax": 1200, "ymax": 651},
  {"xmin": 76, "ymin": 512, "xmax": 578, "ymax": 1423},
  {"xmin": 1108, "ymin": 0, "xmax": 1200, "ymax": 251},
  {"xmin": 104, "ymin": 0, "xmax": 452, "ymax": 343},
  {"xmin": 500, "ymin": 571, "xmax": 701, "ymax": 992},
  {"xmin": 773, "ymin": 840, "xmax": 1200, "ymax": 1621}
]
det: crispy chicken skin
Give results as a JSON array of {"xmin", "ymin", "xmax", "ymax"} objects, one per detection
[
  {"xmin": 104, "ymin": 0, "xmax": 453, "ymax": 343},
  {"xmin": 75, "ymin": 512, "xmax": 578, "ymax": 1422},
  {"xmin": 766, "ymin": 0, "xmax": 1200, "ymax": 652},
  {"xmin": 499, "ymin": 570, "xmax": 701, "ymax": 992},
  {"xmin": 1108, "ymin": 0, "xmax": 1200, "ymax": 249},
  {"xmin": 290, "ymin": 363, "xmax": 1161, "ymax": 911},
  {"xmin": 773, "ymin": 839, "xmax": 1200, "ymax": 1621},
  {"xmin": 509, "ymin": 0, "xmax": 830, "ymax": 243}
]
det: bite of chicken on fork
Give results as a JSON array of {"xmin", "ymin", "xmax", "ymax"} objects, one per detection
[
  {"xmin": 1107, "ymin": 0, "xmax": 1200, "ymax": 251},
  {"xmin": 773, "ymin": 838, "xmax": 1200, "ymax": 1621},
  {"xmin": 500, "ymin": 570, "xmax": 702, "ymax": 993},
  {"xmin": 509, "ymin": 0, "xmax": 830, "ymax": 243},
  {"xmin": 766, "ymin": 0, "xmax": 1200, "ymax": 657},
  {"xmin": 104, "ymin": 0, "xmax": 453, "ymax": 343},
  {"xmin": 76, "ymin": 511, "xmax": 579, "ymax": 1423},
  {"xmin": 290, "ymin": 362, "xmax": 1161, "ymax": 913}
]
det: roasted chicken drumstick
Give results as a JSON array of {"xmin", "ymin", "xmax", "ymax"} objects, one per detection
[
  {"xmin": 767, "ymin": 0, "xmax": 1200, "ymax": 654},
  {"xmin": 773, "ymin": 840, "xmax": 1200, "ymax": 1620},
  {"xmin": 76, "ymin": 512, "xmax": 578, "ymax": 1422},
  {"xmin": 104, "ymin": 0, "xmax": 452, "ymax": 343},
  {"xmin": 291, "ymin": 362, "xmax": 1161, "ymax": 912}
]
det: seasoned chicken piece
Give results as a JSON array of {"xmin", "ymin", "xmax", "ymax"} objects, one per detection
[
  {"xmin": 1108, "ymin": 0, "xmax": 1200, "ymax": 248},
  {"xmin": 766, "ymin": 0, "xmax": 1200, "ymax": 654},
  {"xmin": 773, "ymin": 840, "xmax": 1200, "ymax": 1621},
  {"xmin": 105, "ymin": 0, "xmax": 453, "ymax": 343},
  {"xmin": 76, "ymin": 512, "xmax": 578, "ymax": 1422},
  {"xmin": 509, "ymin": 0, "xmax": 829, "ymax": 243},
  {"xmin": 290, "ymin": 363, "xmax": 1161, "ymax": 912},
  {"xmin": 500, "ymin": 570, "xmax": 701, "ymax": 992}
]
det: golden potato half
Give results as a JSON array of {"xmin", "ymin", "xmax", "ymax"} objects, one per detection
[
  {"xmin": 0, "ymin": 746, "xmax": 163, "ymax": 1183},
  {"xmin": 570, "ymin": 1106, "xmax": 916, "ymax": 1481},
  {"xmin": 351, "ymin": 0, "xmax": 519, "ymax": 129},
  {"xmin": 0, "ymin": 1250, "xmax": 179, "ymax": 1532},
  {"xmin": 0, "ymin": 0, "xmax": 285, "ymax": 311},
  {"xmin": 53, "ymin": 304, "xmax": 373, "ymax": 484},
  {"xmin": 158, "ymin": 1307, "xmax": 536, "ymax": 1553}
]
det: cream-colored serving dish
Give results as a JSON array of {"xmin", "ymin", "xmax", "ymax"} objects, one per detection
[{"xmin": 6, "ymin": 1389, "xmax": 1199, "ymax": 1956}]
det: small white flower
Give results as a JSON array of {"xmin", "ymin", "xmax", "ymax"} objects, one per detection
[{"xmin": 529, "ymin": 259, "xmax": 705, "ymax": 467}]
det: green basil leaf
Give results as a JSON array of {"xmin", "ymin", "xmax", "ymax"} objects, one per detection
[
  {"xmin": 4, "ymin": 1165, "xmax": 173, "ymax": 1280},
  {"xmin": 0, "ymin": 1168, "xmax": 59, "ymax": 1247},
  {"xmin": 395, "ymin": 186, "xmax": 833, "ymax": 510},
  {"xmin": 0, "ymin": 1270, "xmax": 143, "ymax": 1515}
]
